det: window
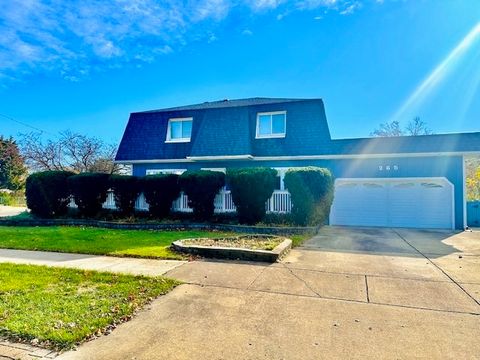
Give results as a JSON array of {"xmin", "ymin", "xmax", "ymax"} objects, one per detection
[
  {"xmin": 256, "ymin": 111, "xmax": 286, "ymax": 138},
  {"xmin": 166, "ymin": 118, "xmax": 192, "ymax": 142}
]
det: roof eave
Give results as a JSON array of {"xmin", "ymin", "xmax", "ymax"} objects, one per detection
[
  {"xmin": 186, "ymin": 155, "xmax": 254, "ymax": 161},
  {"xmin": 114, "ymin": 150, "xmax": 480, "ymax": 164}
]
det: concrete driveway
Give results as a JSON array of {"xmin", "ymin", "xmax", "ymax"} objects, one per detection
[{"xmin": 59, "ymin": 227, "xmax": 480, "ymax": 359}]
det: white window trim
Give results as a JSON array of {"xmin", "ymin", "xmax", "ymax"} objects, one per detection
[
  {"xmin": 255, "ymin": 111, "xmax": 286, "ymax": 139},
  {"xmin": 146, "ymin": 169, "xmax": 186, "ymax": 175},
  {"xmin": 165, "ymin": 117, "xmax": 193, "ymax": 143}
]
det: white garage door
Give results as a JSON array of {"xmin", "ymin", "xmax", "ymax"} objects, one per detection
[{"xmin": 330, "ymin": 178, "xmax": 454, "ymax": 229}]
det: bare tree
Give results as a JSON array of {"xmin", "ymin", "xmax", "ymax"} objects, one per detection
[
  {"xmin": 20, "ymin": 133, "xmax": 65, "ymax": 171},
  {"xmin": 370, "ymin": 120, "xmax": 403, "ymax": 137},
  {"xmin": 371, "ymin": 117, "xmax": 433, "ymax": 137},
  {"xmin": 89, "ymin": 143, "xmax": 123, "ymax": 174},
  {"xmin": 405, "ymin": 117, "xmax": 433, "ymax": 136},
  {"xmin": 20, "ymin": 131, "xmax": 122, "ymax": 174},
  {"xmin": 59, "ymin": 131, "xmax": 104, "ymax": 173}
]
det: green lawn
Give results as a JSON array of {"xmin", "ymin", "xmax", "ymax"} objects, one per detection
[
  {"xmin": 0, "ymin": 226, "xmax": 236, "ymax": 260},
  {"xmin": 0, "ymin": 263, "xmax": 178, "ymax": 349},
  {"xmin": 289, "ymin": 234, "xmax": 312, "ymax": 247}
]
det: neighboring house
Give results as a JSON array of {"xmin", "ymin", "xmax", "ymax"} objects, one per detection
[{"xmin": 115, "ymin": 98, "xmax": 480, "ymax": 230}]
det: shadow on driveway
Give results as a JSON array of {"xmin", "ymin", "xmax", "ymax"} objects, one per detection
[{"xmin": 301, "ymin": 226, "xmax": 459, "ymax": 259}]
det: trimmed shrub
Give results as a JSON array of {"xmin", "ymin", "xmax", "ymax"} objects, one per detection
[
  {"xmin": 226, "ymin": 167, "xmax": 277, "ymax": 224},
  {"xmin": 68, "ymin": 173, "xmax": 110, "ymax": 217},
  {"xmin": 109, "ymin": 175, "xmax": 141, "ymax": 216},
  {"xmin": 284, "ymin": 167, "xmax": 334, "ymax": 226},
  {"xmin": 25, "ymin": 171, "xmax": 74, "ymax": 218},
  {"xmin": 179, "ymin": 170, "xmax": 225, "ymax": 220},
  {"xmin": 141, "ymin": 174, "xmax": 181, "ymax": 218}
]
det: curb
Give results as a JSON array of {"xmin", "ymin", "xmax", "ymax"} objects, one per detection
[{"xmin": 172, "ymin": 238, "xmax": 292, "ymax": 262}]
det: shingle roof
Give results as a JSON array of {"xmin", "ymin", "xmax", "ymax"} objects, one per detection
[
  {"xmin": 331, "ymin": 132, "xmax": 480, "ymax": 155},
  {"xmin": 137, "ymin": 97, "xmax": 315, "ymax": 113},
  {"xmin": 116, "ymin": 98, "xmax": 331, "ymax": 161},
  {"xmin": 115, "ymin": 97, "xmax": 480, "ymax": 162}
]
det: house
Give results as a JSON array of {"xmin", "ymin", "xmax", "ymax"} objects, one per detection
[{"xmin": 115, "ymin": 97, "xmax": 480, "ymax": 230}]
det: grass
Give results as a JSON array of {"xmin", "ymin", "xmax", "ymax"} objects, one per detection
[
  {"xmin": 0, "ymin": 226, "xmax": 237, "ymax": 260},
  {"xmin": 289, "ymin": 234, "xmax": 312, "ymax": 247},
  {"xmin": 0, "ymin": 263, "xmax": 178, "ymax": 349}
]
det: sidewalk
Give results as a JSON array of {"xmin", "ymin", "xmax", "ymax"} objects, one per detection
[
  {"xmin": 0, "ymin": 340, "xmax": 58, "ymax": 360},
  {"xmin": 0, "ymin": 249, "xmax": 186, "ymax": 276},
  {"xmin": 0, "ymin": 249, "xmax": 186, "ymax": 359},
  {"xmin": 0, "ymin": 205, "xmax": 27, "ymax": 217}
]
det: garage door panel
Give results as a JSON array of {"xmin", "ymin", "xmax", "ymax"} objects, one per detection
[
  {"xmin": 330, "ymin": 178, "xmax": 453, "ymax": 229},
  {"xmin": 331, "ymin": 182, "xmax": 388, "ymax": 227},
  {"xmin": 417, "ymin": 183, "xmax": 452, "ymax": 228},
  {"xmin": 358, "ymin": 184, "xmax": 388, "ymax": 226},
  {"xmin": 388, "ymin": 182, "xmax": 422, "ymax": 228}
]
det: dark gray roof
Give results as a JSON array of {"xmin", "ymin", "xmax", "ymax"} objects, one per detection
[
  {"xmin": 116, "ymin": 98, "xmax": 331, "ymax": 161},
  {"xmin": 332, "ymin": 132, "xmax": 480, "ymax": 155},
  {"xmin": 115, "ymin": 97, "xmax": 480, "ymax": 162},
  {"xmin": 137, "ymin": 97, "xmax": 315, "ymax": 113}
]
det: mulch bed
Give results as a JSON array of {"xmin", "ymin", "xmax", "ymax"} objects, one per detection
[{"xmin": 181, "ymin": 235, "xmax": 285, "ymax": 251}]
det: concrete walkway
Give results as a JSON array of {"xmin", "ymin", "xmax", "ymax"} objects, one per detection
[
  {"xmin": 2, "ymin": 227, "xmax": 480, "ymax": 359},
  {"xmin": 57, "ymin": 227, "xmax": 480, "ymax": 359},
  {"xmin": 0, "ymin": 249, "xmax": 186, "ymax": 277},
  {"xmin": 0, "ymin": 340, "xmax": 57, "ymax": 360},
  {"xmin": 0, "ymin": 205, "xmax": 26, "ymax": 217}
]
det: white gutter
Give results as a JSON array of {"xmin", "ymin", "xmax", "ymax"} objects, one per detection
[
  {"xmin": 115, "ymin": 151, "xmax": 480, "ymax": 164},
  {"xmin": 186, "ymin": 154, "xmax": 254, "ymax": 161}
]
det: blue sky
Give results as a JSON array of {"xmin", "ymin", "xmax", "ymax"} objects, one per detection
[{"xmin": 1, "ymin": 0, "xmax": 479, "ymax": 144}]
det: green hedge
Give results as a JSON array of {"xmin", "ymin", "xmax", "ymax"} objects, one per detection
[
  {"xmin": 25, "ymin": 171, "xmax": 74, "ymax": 218},
  {"xmin": 68, "ymin": 173, "xmax": 110, "ymax": 217},
  {"xmin": 109, "ymin": 175, "xmax": 141, "ymax": 216},
  {"xmin": 284, "ymin": 167, "xmax": 334, "ymax": 226},
  {"xmin": 141, "ymin": 174, "xmax": 181, "ymax": 218},
  {"xmin": 179, "ymin": 170, "xmax": 225, "ymax": 220},
  {"xmin": 226, "ymin": 167, "xmax": 277, "ymax": 224}
]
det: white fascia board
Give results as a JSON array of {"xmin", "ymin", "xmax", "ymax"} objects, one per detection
[
  {"xmin": 114, "ymin": 158, "xmax": 193, "ymax": 164},
  {"xmin": 186, "ymin": 155, "xmax": 254, "ymax": 161}
]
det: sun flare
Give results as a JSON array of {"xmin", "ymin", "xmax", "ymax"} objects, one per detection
[{"xmin": 391, "ymin": 22, "xmax": 480, "ymax": 125}]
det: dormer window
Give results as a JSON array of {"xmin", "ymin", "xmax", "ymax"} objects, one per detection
[
  {"xmin": 256, "ymin": 111, "xmax": 286, "ymax": 139},
  {"xmin": 166, "ymin": 118, "xmax": 192, "ymax": 143}
]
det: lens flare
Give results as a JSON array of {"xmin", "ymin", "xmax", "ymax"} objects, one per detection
[{"xmin": 391, "ymin": 22, "xmax": 480, "ymax": 125}]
